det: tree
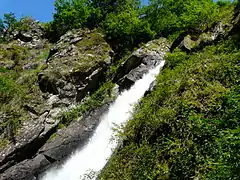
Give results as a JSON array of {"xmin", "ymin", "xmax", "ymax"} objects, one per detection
[
  {"xmin": 47, "ymin": 0, "xmax": 142, "ymax": 41},
  {"xmin": 0, "ymin": 19, "xmax": 4, "ymax": 35},
  {"xmin": 146, "ymin": 0, "xmax": 219, "ymax": 36},
  {"xmin": 47, "ymin": 0, "xmax": 93, "ymax": 40},
  {"xmin": 103, "ymin": 3, "xmax": 154, "ymax": 52},
  {"xmin": 92, "ymin": 0, "xmax": 140, "ymax": 15},
  {"xmin": 3, "ymin": 12, "xmax": 17, "ymax": 30}
]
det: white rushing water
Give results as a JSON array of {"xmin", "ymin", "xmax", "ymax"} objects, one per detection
[{"xmin": 41, "ymin": 61, "xmax": 165, "ymax": 180}]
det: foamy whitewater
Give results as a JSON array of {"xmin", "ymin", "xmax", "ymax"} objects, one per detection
[{"xmin": 41, "ymin": 61, "xmax": 165, "ymax": 180}]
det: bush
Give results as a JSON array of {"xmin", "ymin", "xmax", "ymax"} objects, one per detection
[
  {"xmin": 146, "ymin": 0, "xmax": 219, "ymax": 36},
  {"xmin": 103, "ymin": 7, "xmax": 154, "ymax": 51}
]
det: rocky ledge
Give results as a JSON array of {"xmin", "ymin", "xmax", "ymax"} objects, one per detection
[
  {"xmin": 0, "ymin": 104, "xmax": 110, "ymax": 180},
  {"xmin": 114, "ymin": 38, "xmax": 170, "ymax": 90}
]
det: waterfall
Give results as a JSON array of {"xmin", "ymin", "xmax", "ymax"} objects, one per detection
[{"xmin": 41, "ymin": 61, "xmax": 165, "ymax": 180}]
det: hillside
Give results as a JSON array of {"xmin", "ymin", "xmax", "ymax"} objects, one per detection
[
  {"xmin": 101, "ymin": 3, "xmax": 240, "ymax": 180},
  {"xmin": 0, "ymin": 0, "xmax": 240, "ymax": 179}
]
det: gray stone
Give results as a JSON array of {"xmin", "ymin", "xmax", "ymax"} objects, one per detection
[
  {"xmin": 39, "ymin": 29, "xmax": 112, "ymax": 102},
  {"xmin": 114, "ymin": 38, "xmax": 170, "ymax": 90},
  {"xmin": 0, "ymin": 154, "xmax": 50, "ymax": 180},
  {"xmin": 39, "ymin": 104, "xmax": 110, "ymax": 162}
]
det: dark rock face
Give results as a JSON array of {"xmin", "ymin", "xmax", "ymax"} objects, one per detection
[
  {"xmin": 114, "ymin": 55, "xmax": 142, "ymax": 82},
  {"xmin": 229, "ymin": 10, "xmax": 240, "ymax": 36},
  {"xmin": 114, "ymin": 38, "xmax": 170, "ymax": 90},
  {"xmin": 0, "ymin": 111, "xmax": 59, "ymax": 174},
  {"xmin": 0, "ymin": 104, "xmax": 110, "ymax": 180},
  {"xmin": 0, "ymin": 154, "xmax": 50, "ymax": 180},
  {"xmin": 39, "ymin": 104, "xmax": 110, "ymax": 164}
]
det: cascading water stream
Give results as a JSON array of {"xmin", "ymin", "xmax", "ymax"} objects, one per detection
[{"xmin": 41, "ymin": 61, "xmax": 165, "ymax": 180}]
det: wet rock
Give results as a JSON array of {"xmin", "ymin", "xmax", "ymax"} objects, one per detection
[
  {"xmin": 0, "ymin": 154, "xmax": 50, "ymax": 180},
  {"xmin": 144, "ymin": 81, "xmax": 157, "ymax": 97},
  {"xmin": 114, "ymin": 38, "xmax": 170, "ymax": 90},
  {"xmin": 114, "ymin": 55, "xmax": 142, "ymax": 82},
  {"xmin": 0, "ymin": 113, "xmax": 58, "ymax": 174},
  {"xmin": 39, "ymin": 104, "xmax": 110, "ymax": 163}
]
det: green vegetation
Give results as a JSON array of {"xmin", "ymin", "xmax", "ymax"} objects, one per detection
[
  {"xmin": 0, "ymin": 13, "xmax": 20, "ymax": 40},
  {"xmin": 102, "ymin": 5, "xmax": 154, "ymax": 50},
  {"xmin": 45, "ymin": 0, "xmax": 92, "ymax": 41},
  {"xmin": 45, "ymin": 0, "xmax": 150, "ymax": 49},
  {"xmin": 100, "ymin": 38, "xmax": 240, "ymax": 179},
  {"xmin": 0, "ymin": 43, "xmax": 50, "ymax": 147},
  {"xmin": 146, "ymin": 0, "xmax": 219, "ymax": 36},
  {"xmin": 45, "ymin": 0, "xmax": 233, "ymax": 51},
  {"xmin": 0, "ymin": 68, "xmax": 29, "ymax": 144}
]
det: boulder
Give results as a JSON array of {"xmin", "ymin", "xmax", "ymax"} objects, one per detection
[
  {"xmin": 114, "ymin": 38, "xmax": 170, "ymax": 90},
  {"xmin": 6, "ymin": 17, "xmax": 47, "ymax": 49},
  {"xmin": 0, "ymin": 112, "xmax": 59, "ymax": 173},
  {"xmin": 39, "ymin": 29, "xmax": 112, "ymax": 102},
  {"xmin": 0, "ymin": 154, "xmax": 50, "ymax": 180},
  {"xmin": 179, "ymin": 35, "xmax": 196, "ymax": 52},
  {"xmin": 171, "ymin": 22, "xmax": 227, "ymax": 53}
]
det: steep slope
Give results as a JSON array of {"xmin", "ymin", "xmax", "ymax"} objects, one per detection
[{"xmin": 100, "ymin": 7, "xmax": 240, "ymax": 180}]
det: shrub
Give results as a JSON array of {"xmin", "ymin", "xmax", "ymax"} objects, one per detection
[{"xmin": 146, "ymin": 0, "xmax": 219, "ymax": 36}]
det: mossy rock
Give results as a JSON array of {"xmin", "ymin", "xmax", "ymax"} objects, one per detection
[{"xmin": 39, "ymin": 29, "xmax": 113, "ymax": 101}]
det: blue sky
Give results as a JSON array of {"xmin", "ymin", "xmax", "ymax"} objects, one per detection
[
  {"xmin": 0, "ymin": 0, "xmax": 55, "ymax": 22},
  {"xmin": 0, "ymin": 0, "xmax": 149, "ymax": 22}
]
